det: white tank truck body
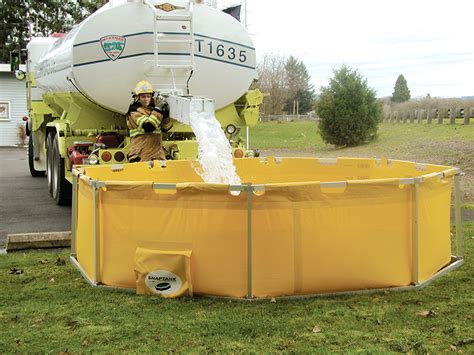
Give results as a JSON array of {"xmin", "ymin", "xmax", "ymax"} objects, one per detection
[{"xmin": 24, "ymin": 0, "xmax": 263, "ymax": 205}]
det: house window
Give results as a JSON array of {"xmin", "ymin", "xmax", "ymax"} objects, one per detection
[{"xmin": 0, "ymin": 101, "xmax": 10, "ymax": 121}]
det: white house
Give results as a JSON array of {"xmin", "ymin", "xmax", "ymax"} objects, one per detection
[{"xmin": 0, "ymin": 64, "xmax": 28, "ymax": 146}]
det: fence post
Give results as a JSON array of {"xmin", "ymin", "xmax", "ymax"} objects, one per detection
[
  {"xmin": 409, "ymin": 111, "xmax": 415, "ymax": 124},
  {"xmin": 449, "ymin": 108, "xmax": 455, "ymax": 125},
  {"xmin": 437, "ymin": 108, "xmax": 443, "ymax": 124},
  {"xmin": 418, "ymin": 108, "xmax": 426, "ymax": 123},
  {"xmin": 427, "ymin": 108, "xmax": 432, "ymax": 124},
  {"xmin": 464, "ymin": 107, "xmax": 472, "ymax": 125}
]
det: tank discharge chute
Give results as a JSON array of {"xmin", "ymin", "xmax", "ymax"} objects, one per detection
[{"xmin": 24, "ymin": 0, "xmax": 263, "ymax": 204}]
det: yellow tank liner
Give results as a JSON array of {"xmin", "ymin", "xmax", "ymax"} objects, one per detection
[{"xmin": 70, "ymin": 157, "xmax": 464, "ymax": 299}]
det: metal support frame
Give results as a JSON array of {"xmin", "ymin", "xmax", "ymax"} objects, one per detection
[
  {"xmin": 201, "ymin": 256, "xmax": 464, "ymax": 302},
  {"xmin": 91, "ymin": 180, "xmax": 104, "ymax": 286},
  {"xmin": 69, "ymin": 168, "xmax": 464, "ymax": 300},
  {"xmin": 71, "ymin": 173, "xmax": 79, "ymax": 257},
  {"xmin": 454, "ymin": 174, "xmax": 463, "ymax": 257},
  {"xmin": 70, "ymin": 254, "xmax": 135, "ymax": 293},
  {"xmin": 69, "ymin": 254, "xmax": 464, "ymax": 301},
  {"xmin": 92, "ymin": 183, "xmax": 98, "ymax": 285},
  {"xmin": 246, "ymin": 184, "xmax": 253, "ymax": 299},
  {"xmin": 412, "ymin": 178, "xmax": 421, "ymax": 285},
  {"xmin": 228, "ymin": 183, "xmax": 260, "ymax": 299},
  {"xmin": 70, "ymin": 254, "xmax": 95, "ymax": 287}
]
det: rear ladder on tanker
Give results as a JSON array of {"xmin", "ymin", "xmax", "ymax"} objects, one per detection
[{"xmin": 143, "ymin": 0, "xmax": 195, "ymax": 95}]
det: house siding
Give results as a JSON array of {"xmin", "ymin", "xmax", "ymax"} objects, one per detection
[{"xmin": 0, "ymin": 72, "xmax": 28, "ymax": 146}]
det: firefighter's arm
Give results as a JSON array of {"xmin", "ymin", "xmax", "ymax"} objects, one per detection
[
  {"xmin": 127, "ymin": 112, "xmax": 138, "ymax": 130},
  {"xmin": 132, "ymin": 108, "xmax": 160, "ymax": 133},
  {"xmin": 154, "ymin": 99, "xmax": 172, "ymax": 132}
]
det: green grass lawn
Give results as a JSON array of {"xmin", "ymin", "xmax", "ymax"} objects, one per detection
[
  {"xmin": 247, "ymin": 121, "xmax": 473, "ymax": 151},
  {"xmin": 1, "ymin": 223, "xmax": 472, "ymax": 352},
  {"xmin": 246, "ymin": 121, "xmax": 474, "ymax": 204}
]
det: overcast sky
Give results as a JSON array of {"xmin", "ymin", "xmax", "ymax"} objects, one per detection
[{"xmin": 215, "ymin": 0, "xmax": 473, "ymax": 98}]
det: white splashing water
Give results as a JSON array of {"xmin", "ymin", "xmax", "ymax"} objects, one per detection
[{"xmin": 189, "ymin": 107, "xmax": 241, "ymax": 186}]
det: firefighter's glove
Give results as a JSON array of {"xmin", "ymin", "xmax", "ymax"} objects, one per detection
[
  {"xmin": 142, "ymin": 121, "xmax": 156, "ymax": 133},
  {"xmin": 155, "ymin": 100, "xmax": 170, "ymax": 119}
]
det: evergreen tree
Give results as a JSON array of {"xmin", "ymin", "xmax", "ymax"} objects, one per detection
[
  {"xmin": 317, "ymin": 65, "xmax": 382, "ymax": 147},
  {"xmin": 0, "ymin": 0, "xmax": 103, "ymax": 63},
  {"xmin": 283, "ymin": 56, "xmax": 315, "ymax": 114},
  {"xmin": 391, "ymin": 74, "xmax": 411, "ymax": 102}
]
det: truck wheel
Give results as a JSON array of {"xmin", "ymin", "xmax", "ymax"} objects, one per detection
[
  {"xmin": 28, "ymin": 136, "xmax": 45, "ymax": 177},
  {"xmin": 51, "ymin": 134, "xmax": 71, "ymax": 205},
  {"xmin": 46, "ymin": 134, "xmax": 54, "ymax": 193}
]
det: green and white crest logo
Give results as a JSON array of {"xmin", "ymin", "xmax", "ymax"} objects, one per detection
[{"xmin": 100, "ymin": 35, "xmax": 126, "ymax": 61}]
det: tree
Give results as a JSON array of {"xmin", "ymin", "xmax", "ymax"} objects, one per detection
[
  {"xmin": 391, "ymin": 74, "xmax": 411, "ymax": 103},
  {"xmin": 256, "ymin": 53, "xmax": 288, "ymax": 115},
  {"xmin": 283, "ymin": 56, "xmax": 315, "ymax": 114},
  {"xmin": 317, "ymin": 65, "xmax": 382, "ymax": 147},
  {"xmin": 0, "ymin": 0, "xmax": 104, "ymax": 64},
  {"xmin": 284, "ymin": 56, "xmax": 315, "ymax": 114},
  {"xmin": 256, "ymin": 54, "xmax": 316, "ymax": 115}
]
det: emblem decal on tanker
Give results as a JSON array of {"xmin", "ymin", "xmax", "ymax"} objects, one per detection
[
  {"xmin": 100, "ymin": 35, "xmax": 126, "ymax": 61},
  {"xmin": 155, "ymin": 3, "xmax": 185, "ymax": 12}
]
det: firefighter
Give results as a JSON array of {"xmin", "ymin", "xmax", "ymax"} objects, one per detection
[{"xmin": 126, "ymin": 80, "xmax": 172, "ymax": 162}]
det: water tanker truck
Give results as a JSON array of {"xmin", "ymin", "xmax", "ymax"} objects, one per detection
[{"xmin": 23, "ymin": 0, "xmax": 263, "ymax": 205}]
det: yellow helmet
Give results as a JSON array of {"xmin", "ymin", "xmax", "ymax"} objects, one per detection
[{"xmin": 133, "ymin": 80, "xmax": 154, "ymax": 96}]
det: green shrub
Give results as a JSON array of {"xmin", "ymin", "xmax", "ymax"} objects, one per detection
[{"xmin": 316, "ymin": 65, "xmax": 382, "ymax": 147}]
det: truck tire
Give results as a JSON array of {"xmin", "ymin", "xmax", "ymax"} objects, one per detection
[
  {"xmin": 46, "ymin": 134, "xmax": 54, "ymax": 193},
  {"xmin": 51, "ymin": 134, "xmax": 71, "ymax": 205},
  {"xmin": 28, "ymin": 136, "xmax": 45, "ymax": 177}
]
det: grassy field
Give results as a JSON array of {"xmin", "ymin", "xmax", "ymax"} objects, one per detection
[
  {"xmin": 247, "ymin": 121, "xmax": 474, "ymax": 204},
  {"xmin": 0, "ymin": 223, "xmax": 472, "ymax": 352},
  {"xmin": 1, "ymin": 121, "xmax": 473, "ymax": 352}
]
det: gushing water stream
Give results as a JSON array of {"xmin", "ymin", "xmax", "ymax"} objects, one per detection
[{"xmin": 189, "ymin": 106, "xmax": 241, "ymax": 186}]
